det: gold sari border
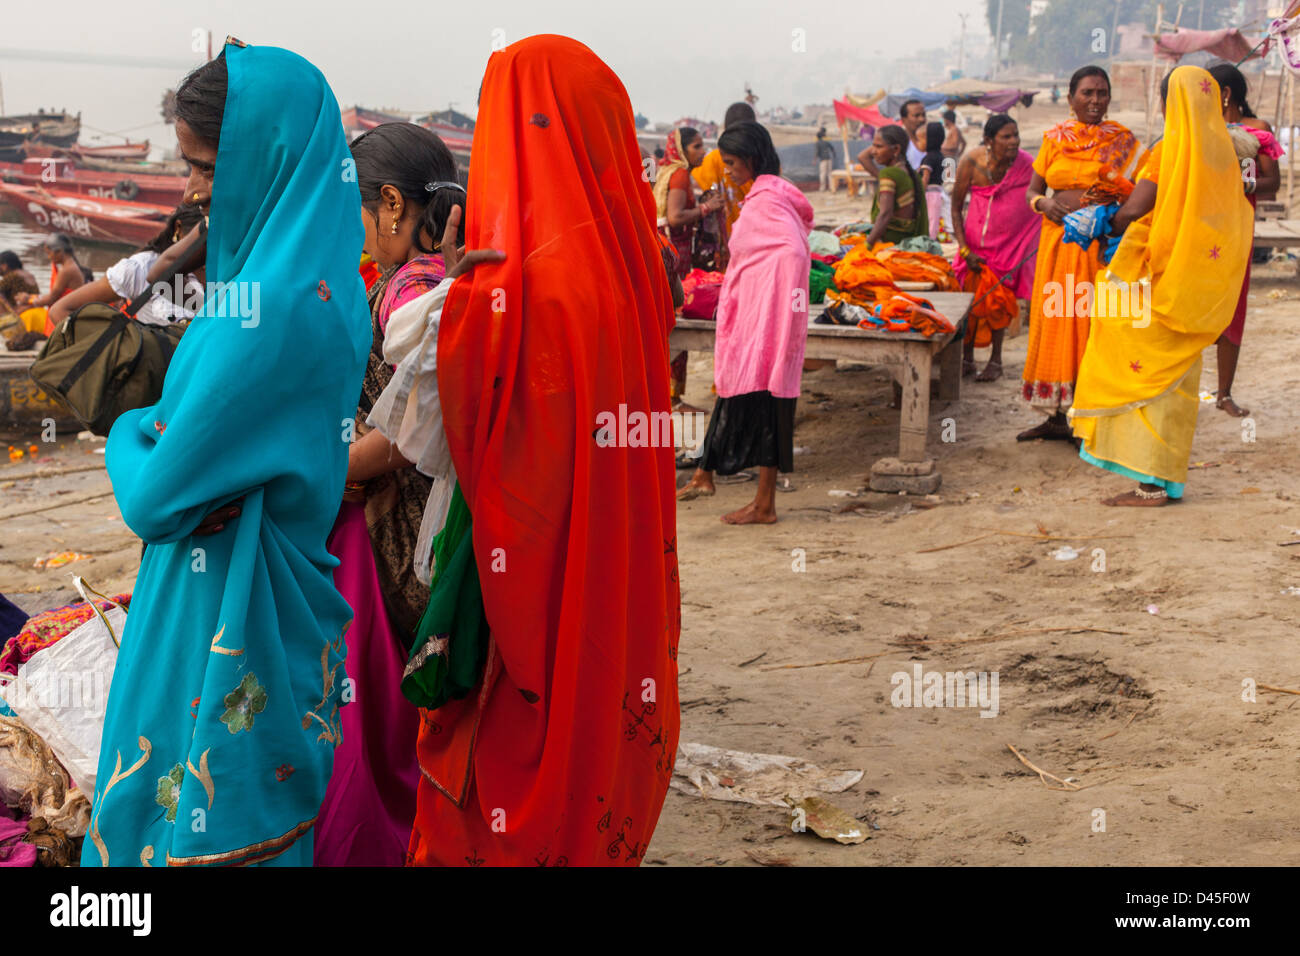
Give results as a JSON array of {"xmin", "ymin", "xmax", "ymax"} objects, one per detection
[
  {"xmin": 165, "ymin": 817, "xmax": 316, "ymax": 867},
  {"xmin": 1067, "ymin": 363, "xmax": 1198, "ymax": 420}
]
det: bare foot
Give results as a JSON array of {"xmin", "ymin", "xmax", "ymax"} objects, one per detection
[
  {"xmin": 975, "ymin": 360, "xmax": 1003, "ymax": 382},
  {"xmin": 1102, "ymin": 488, "xmax": 1170, "ymax": 507},
  {"xmin": 962, "ymin": 358, "xmax": 977, "ymax": 378},
  {"xmin": 1017, "ymin": 415, "xmax": 1073, "ymax": 442},
  {"xmin": 676, "ymin": 479, "xmax": 715, "ymax": 501},
  {"xmin": 1216, "ymin": 395, "xmax": 1250, "ymax": 418},
  {"xmin": 721, "ymin": 501, "xmax": 777, "ymax": 524}
]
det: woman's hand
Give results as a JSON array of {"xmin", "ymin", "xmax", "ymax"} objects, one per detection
[
  {"xmin": 700, "ymin": 193, "xmax": 725, "ymax": 215},
  {"xmin": 439, "ymin": 205, "xmax": 507, "ymax": 279},
  {"xmin": 962, "ymin": 248, "xmax": 984, "ymax": 269},
  {"xmin": 193, "ymin": 497, "xmax": 244, "ymax": 536}
]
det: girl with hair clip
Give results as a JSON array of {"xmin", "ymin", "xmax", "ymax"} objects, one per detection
[{"xmin": 314, "ymin": 121, "xmax": 471, "ymax": 866}]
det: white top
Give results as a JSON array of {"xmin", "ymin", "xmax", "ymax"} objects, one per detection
[
  {"xmin": 105, "ymin": 251, "xmax": 203, "ymax": 326},
  {"xmin": 906, "ymin": 140, "xmax": 925, "ymax": 171},
  {"xmin": 367, "ymin": 276, "xmax": 457, "ymax": 585}
]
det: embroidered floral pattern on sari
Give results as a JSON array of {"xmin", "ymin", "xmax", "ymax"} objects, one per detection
[
  {"xmin": 155, "ymin": 764, "xmax": 184, "ymax": 822},
  {"xmin": 220, "ymin": 673, "xmax": 268, "ymax": 734}
]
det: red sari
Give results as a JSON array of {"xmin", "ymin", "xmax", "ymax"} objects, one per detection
[{"xmin": 406, "ymin": 34, "xmax": 681, "ymax": 866}]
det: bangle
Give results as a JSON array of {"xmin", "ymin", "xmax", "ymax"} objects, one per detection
[
  {"xmin": 1029, "ymin": 195, "xmax": 1046, "ymax": 213},
  {"xmin": 958, "ymin": 246, "xmax": 970, "ymax": 258}
]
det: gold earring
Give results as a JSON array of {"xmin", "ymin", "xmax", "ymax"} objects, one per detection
[{"xmin": 390, "ymin": 217, "xmax": 399, "ymax": 235}]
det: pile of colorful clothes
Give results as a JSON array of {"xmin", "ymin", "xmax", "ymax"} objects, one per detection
[{"xmin": 820, "ymin": 241, "xmax": 958, "ymax": 336}]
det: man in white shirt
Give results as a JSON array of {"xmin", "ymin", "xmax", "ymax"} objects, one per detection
[{"xmin": 856, "ymin": 98, "xmax": 928, "ymax": 176}]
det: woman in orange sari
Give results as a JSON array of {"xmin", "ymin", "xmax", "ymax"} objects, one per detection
[
  {"xmin": 404, "ymin": 34, "xmax": 680, "ymax": 866},
  {"xmin": 1019, "ymin": 66, "xmax": 1137, "ymax": 441}
]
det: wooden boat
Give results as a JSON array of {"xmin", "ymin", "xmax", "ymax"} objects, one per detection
[
  {"xmin": 0, "ymin": 183, "xmax": 172, "ymax": 246},
  {"xmin": 0, "ymin": 159, "xmax": 186, "ymax": 206},
  {"xmin": 0, "ymin": 350, "xmax": 78, "ymax": 433},
  {"xmin": 68, "ymin": 141, "xmax": 151, "ymax": 160},
  {"xmin": 71, "ymin": 154, "xmax": 188, "ymax": 176},
  {"xmin": 0, "ymin": 113, "xmax": 81, "ymax": 162}
]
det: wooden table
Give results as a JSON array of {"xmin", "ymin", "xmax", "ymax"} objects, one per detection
[
  {"xmin": 1251, "ymin": 219, "xmax": 1300, "ymax": 273},
  {"xmin": 669, "ymin": 292, "xmax": 974, "ymax": 493}
]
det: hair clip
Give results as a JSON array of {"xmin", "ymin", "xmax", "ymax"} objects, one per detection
[{"xmin": 425, "ymin": 181, "xmax": 466, "ymax": 193}]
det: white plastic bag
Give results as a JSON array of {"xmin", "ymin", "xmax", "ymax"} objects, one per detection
[{"xmin": 2, "ymin": 577, "xmax": 122, "ymax": 794}]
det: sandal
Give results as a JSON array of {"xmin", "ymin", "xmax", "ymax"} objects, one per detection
[
  {"xmin": 1016, "ymin": 416, "xmax": 1073, "ymax": 442},
  {"xmin": 717, "ymin": 471, "xmax": 754, "ymax": 484},
  {"xmin": 975, "ymin": 360, "xmax": 1003, "ymax": 382}
]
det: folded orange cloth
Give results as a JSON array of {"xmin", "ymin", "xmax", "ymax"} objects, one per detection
[
  {"xmin": 832, "ymin": 243, "xmax": 899, "ymax": 307},
  {"xmin": 874, "ymin": 248, "xmax": 960, "ymax": 291}
]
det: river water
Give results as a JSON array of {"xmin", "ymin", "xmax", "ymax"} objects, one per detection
[{"xmin": 0, "ymin": 207, "xmax": 133, "ymax": 289}]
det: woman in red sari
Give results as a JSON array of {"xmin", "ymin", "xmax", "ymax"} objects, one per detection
[{"xmin": 405, "ymin": 34, "xmax": 681, "ymax": 866}]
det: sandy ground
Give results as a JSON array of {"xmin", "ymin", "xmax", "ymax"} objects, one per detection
[
  {"xmin": 3, "ymin": 188, "xmax": 1300, "ymax": 868},
  {"xmin": 643, "ymin": 182, "xmax": 1300, "ymax": 866}
]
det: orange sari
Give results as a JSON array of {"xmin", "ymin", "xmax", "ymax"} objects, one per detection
[
  {"xmin": 408, "ymin": 34, "xmax": 681, "ymax": 867},
  {"xmin": 1022, "ymin": 120, "xmax": 1137, "ymax": 411}
]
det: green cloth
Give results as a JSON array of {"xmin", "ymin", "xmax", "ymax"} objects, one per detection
[
  {"xmin": 872, "ymin": 165, "xmax": 928, "ymax": 244},
  {"xmin": 896, "ymin": 235, "xmax": 944, "ymax": 255},
  {"xmin": 400, "ymin": 483, "xmax": 489, "ymax": 709},
  {"xmin": 809, "ymin": 260, "xmax": 838, "ymax": 303}
]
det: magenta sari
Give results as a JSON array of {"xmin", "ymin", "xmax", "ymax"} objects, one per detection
[
  {"xmin": 951, "ymin": 149, "xmax": 1040, "ymax": 298},
  {"xmin": 313, "ymin": 256, "xmax": 444, "ymax": 866}
]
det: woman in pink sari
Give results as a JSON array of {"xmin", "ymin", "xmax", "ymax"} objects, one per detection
[
  {"xmin": 315, "ymin": 124, "xmax": 465, "ymax": 865},
  {"xmin": 951, "ymin": 115, "xmax": 1041, "ymax": 381},
  {"xmin": 676, "ymin": 122, "xmax": 813, "ymax": 524}
]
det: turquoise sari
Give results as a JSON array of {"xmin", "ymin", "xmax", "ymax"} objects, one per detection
[{"xmin": 83, "ymin": 42, "xmax": 370, "ymax": 866}]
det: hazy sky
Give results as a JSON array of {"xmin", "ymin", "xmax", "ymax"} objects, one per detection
[{"xmin": 1, "ymin": 0, "xmax": 988, "ymax": 150}]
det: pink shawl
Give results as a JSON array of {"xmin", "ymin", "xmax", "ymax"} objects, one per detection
[
  {"xmin": 952, "ymin": 149, "xmax": 1041, "ymax": 299},
  {"xmin": 714, "ymin": 175, "xmax": 814, "ymax": 398}
]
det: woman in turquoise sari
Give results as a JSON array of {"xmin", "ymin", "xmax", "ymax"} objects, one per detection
[{"xmin": 83, "ymin": 39, "xmax": 370, "ymax": 866}]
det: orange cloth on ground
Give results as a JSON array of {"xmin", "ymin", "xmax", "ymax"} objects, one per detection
[
  {"xmin": 831, "ymin": 243, "xmax": 899, "ymax": 307},
  {"xmin": 410, "ymin": 34, "xmax": 681, "ymax": 867},
  {"xmin": 874, "ymin": 248, "xmax": 960, "ymax": 291},
  {"xmin": 961, "ymin": 264, "xmax": 1018, "ymax": 347},
  {"xmin": 1021, "ymin": 119, "xmax": 1138, "ymax": 411}
]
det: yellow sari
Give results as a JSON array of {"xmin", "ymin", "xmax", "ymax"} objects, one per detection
[{"xmin": 1069, "ymin": 66, "xmax": 1253, "ymax": 495}]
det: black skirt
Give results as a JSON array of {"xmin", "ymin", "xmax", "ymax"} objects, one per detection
[{"xmin": 699, "ymin": 391, "xmax": 796, "ymax": 475}]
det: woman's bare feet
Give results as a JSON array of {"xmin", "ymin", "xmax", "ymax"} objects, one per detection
[
  {"xmin": 962, "ymin": 358, "xmax": 977, "ymax": 378},
  {"xmin": 1216, "ymin": 395, "xmax": 1250, "ymax": 418},
  {"xmin": 1102, "ymin": 483, "xmax": 1170, "ymax": 507},
  {"xmin": 676, "ymin": 470, "xmax": 715, "ymax": 501},
  {"xmin": 721, "ymin": 501, "xmax": 777, "ymax": 524},
  {"xmin": 975, "ymin": 360, "xmax": 1002, "ymax": 382},
  {"xmin": 1016, "ymin": 413, "xmax": 1073, "ymax": 442}
]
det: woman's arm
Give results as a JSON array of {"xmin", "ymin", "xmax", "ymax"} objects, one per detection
[
  {"xmin": 1110, "ymin": 179, "xmax": 1157, "ymax": 232},
  {"xmin": 949, "ymin": 155, "xmax": 977, "ymax": 261},
  {"xmin": 1254, "ymin": 152, "xmax": 1281, "ymax": 196},
  {"xmin": 148, "ymin": 223, "xmax": 204, "ymax": 283},
  {"xmin": 347, "ymin": 427, "xmax": 413, "ymax": 483},
  {"xmin": 48, "ymin": 276, "xmax": 117, "ymax": 328},
  {"xmin": 24, "ymin": 267, "xmax": 76, "ymax": 308},
  {"xmin": 856, "ymin": 148, "xmax": 878, "ymax": 176},
  {"xmin": 920, "ymin": 165, "xmax": 932, "ymax": 187}
]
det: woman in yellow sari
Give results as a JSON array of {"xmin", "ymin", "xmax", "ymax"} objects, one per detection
[
  {"xmin": 1069, "ymin": 66, "xmax": 1253, "ymax": 506},
  {"xmin": 1020, "ymin": 66, "xmax": 1138, "ymax": 441}
]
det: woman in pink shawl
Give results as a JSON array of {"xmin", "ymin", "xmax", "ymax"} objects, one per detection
[
  {"xmin": 677, "ymin": 122, "xmax": 813, "ymax": 524},
  {"xmin": 950, "ymin": 115, "xmax": 1041, "ymax": 382}
]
